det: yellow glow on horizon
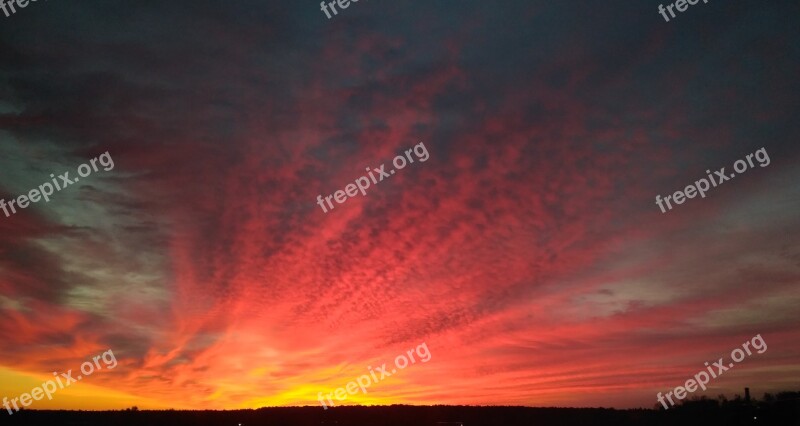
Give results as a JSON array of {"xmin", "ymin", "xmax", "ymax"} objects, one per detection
[{"xmin": 0, "ymin": 366, "xmax": 171, "ymax": 411}]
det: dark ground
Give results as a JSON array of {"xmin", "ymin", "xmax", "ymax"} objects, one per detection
[{"xmin": 2, "ymin": 398, "xmax": 799, "ymax": 426}]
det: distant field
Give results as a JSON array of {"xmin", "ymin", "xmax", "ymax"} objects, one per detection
[{"xmin": 3, "ymin": 403, "xmax": 799, "ymax": 426}]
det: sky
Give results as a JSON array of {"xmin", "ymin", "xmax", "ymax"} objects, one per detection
[{"xmin": 0, "ymin": 0, "xmax": 799, "ymax": 411}]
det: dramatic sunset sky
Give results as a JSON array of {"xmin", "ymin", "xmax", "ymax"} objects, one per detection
[{"xmin": 1, "ymin": 0, "xmax": 799, "ymax": 411}]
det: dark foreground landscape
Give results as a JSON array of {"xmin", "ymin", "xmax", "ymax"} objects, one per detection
[{"xmin": 3, "ymin": 396, "xmax": 800, "ymax": 426}]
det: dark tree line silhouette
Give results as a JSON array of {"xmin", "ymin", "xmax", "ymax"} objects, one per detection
[{"xmin": 3, "ymin": 390, "xmax": 798, "ymax": 426}]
